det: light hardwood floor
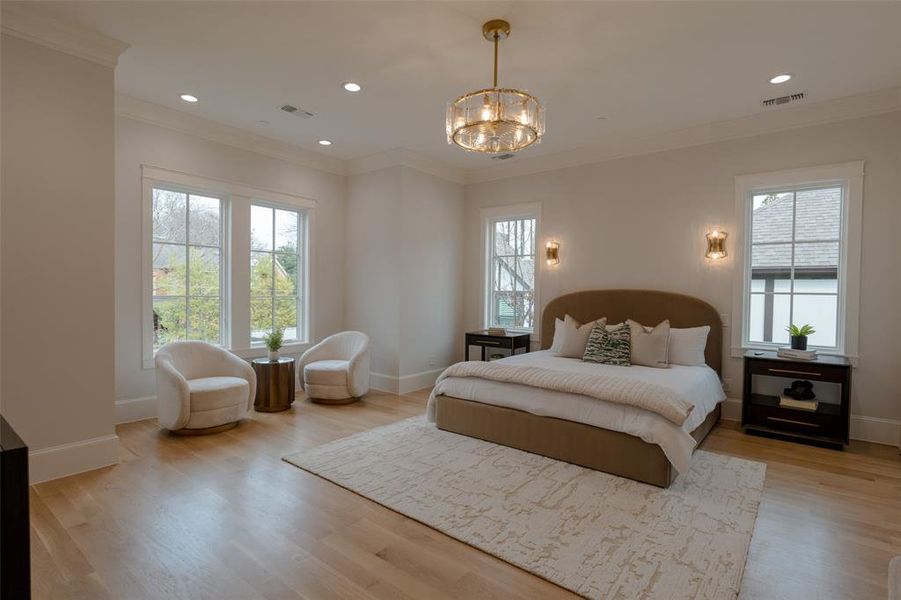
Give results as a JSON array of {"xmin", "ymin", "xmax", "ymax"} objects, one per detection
[{"xmin": 31, "ymin": 389, "xmax": 901, "ymax": 599}]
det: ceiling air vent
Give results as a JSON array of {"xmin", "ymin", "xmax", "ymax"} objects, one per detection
[
  {"xmin": 280, "ymin": 104, "xmax": 315, "ymax": 118},
  {"xmin": 491, "ymin": 153, "xmax": 516, "ymax": 161},
  {"xmin": 762, "ymin": 92, "xmax": 806, "ymax": 108}
]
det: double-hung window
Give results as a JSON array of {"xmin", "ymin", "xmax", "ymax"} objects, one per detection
[
  {"xmin": 250, "ymin": 204, "xmax": 307, "ymax": 345},
  {"xmin": 143, "ymin": 166, "xmax": 314, "ymax": 367},
  {"xmin": 151, "ymin": 187, "xmax": 225, "ymax": 348},
  {"xmin": 734, "ymin": 162, "xmax": 863, "ymax": 356},
  {"xmin": 483, "ymin": 204, "xmax": 539, "ymax": 332}
]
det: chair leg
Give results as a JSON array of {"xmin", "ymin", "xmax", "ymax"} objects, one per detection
[{"xmin": 168, "ymin": 421, "xmax": 239, "ymax": 436}]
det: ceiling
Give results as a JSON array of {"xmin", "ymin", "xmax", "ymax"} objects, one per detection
[{"xmin": 29, "ymin": 1, "xmax": 901, "ymax": 172}]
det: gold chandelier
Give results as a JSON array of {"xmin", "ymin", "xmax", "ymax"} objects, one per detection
[{"xmin": 446, "ymin": 19, "xmax": 545, "ymax": 154}]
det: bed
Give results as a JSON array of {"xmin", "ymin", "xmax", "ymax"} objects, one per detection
[{"xmin": 428, "ymin": 289, "xmax": 725, "ymax": 487}]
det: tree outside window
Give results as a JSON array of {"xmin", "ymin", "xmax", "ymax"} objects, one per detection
[
  {"xmin": 250, "ymin": 204, "xmax": 304, "ymax": 344},
  {"xmin": 489, "ymin": 217, "xmax": 536, "ymax": 330},
  {"xmin": 151, "ymin": 188, "xmax": 223, "ymax": 348}
]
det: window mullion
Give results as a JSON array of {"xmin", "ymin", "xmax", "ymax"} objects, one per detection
[
  {"xmin": 788, "ymin": 190, "xmax": 797, "ymax": 331},
  {"xmin": 271, "ymin": 208, "xmax": 277, "ymax": 333},
  {"xmin": 185, "ymin": 198, "xmax": 192, "ymax": 340}
]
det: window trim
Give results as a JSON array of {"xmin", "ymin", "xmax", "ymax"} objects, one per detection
[
  {"xmin": 731, "ymin": 161, "xmax": 864, "ymax": 362},
  {"xmin": 480, "ymin": 202, "xmax": 542, "ymax": 335},
  {"xmin": 141, "ymin": 165, "xmax": 317, "ymax": 369}
]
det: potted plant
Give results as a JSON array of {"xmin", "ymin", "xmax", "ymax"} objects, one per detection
[
  {"xmin": 262, "ymin": 329, "xmax": 284, "ymax": 361},
  {"xmin": 786, "ymin": 323, "xmax": 816, "ymax": 350}
]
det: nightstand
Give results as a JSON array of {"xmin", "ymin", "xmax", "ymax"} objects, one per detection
[
  {"xmin": 465, "ymin": 330, "xmax": 531, "ymax": 362},
  {"xmin": 742, "ymin": 350, "xmax": 851, "ymax": 449}
]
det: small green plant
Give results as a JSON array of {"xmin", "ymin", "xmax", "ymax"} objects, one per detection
[
  {"xmin": 262, "ymin": 329, "xmax": 284, "ymax": 352},
  {"xmin": 786, "ymin": 323, "xmax": 816, "ymax": 337}
]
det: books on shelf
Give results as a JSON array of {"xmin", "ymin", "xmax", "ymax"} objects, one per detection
[
  {"xmin": 777, "ymin": 347, "xmax": 818, "ymax": 360},
  {"xmin": 486, "ymin": 327, "xmax": 507, "ymax": 336},
  {"xmin": 779, "ymin": 395, "xmax": 818, "ymax": 412}
]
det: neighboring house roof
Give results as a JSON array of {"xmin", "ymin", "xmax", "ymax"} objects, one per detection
[{"xmin": 751, "ymin": 187, "xmax": 841, "ymax": 270}]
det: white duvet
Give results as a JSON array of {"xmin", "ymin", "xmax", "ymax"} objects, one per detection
[{"xmin": 428, "ymin": 350, "xmax": 725, "ymax": 473}]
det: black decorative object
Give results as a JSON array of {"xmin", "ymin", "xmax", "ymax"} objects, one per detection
[{"xmin": 783, "ymin": 379, "xmax": 816, "ymax": 400}]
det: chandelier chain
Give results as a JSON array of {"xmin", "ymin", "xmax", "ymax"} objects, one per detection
[{"xmin": 493, "ymin": 31, "xmax": 499, "ymax": 88}]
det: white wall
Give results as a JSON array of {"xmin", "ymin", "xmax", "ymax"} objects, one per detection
[
  {"xmin": 399, "ymin": 167, "xmax": 465, "ymax": 377},
  {"xmin": 115, "ymin": 117, "xmax": 347, "ymax": 408},
  {"xmin": 1, "ymin": 35, "xmax": 118, "ymax": 481},
  {"xmin": 345, "ymin": 167, "xmax": 401, "ymax": 379},
  {"xmin": 346, "ymin": 165, "xmax": 464, "ymax": 392},
  {"xmin": 464, "ymin": 111, "xmax": 901, "ymax": 431}
]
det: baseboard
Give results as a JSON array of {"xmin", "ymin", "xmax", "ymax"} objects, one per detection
[
  {"xmin": 719, "ymin": 397, "xmax": 900, "ymax": 447},
  {"xmin": 370, "ymin": 367, "xmax": 446, "ymax": 395},
  {"xmin": 369, "ymin": 372, "xmax": 399, "ymax": 394},
  {"xmin": 850, "ymin": 415, "xmax": 901, "ymax": 447},
  {"xmin": 721, "ymin": 398, "xmax": 743, "ymax": 421},
  {"xmin": 115, "ymin": 396, "xmax": 157, "ymax": 424},
  {"xmin": 29, "ymin": 434, "xmax": 119, "ymax": 484}
]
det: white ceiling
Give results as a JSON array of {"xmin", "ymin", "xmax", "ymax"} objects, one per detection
[{"xmin": 31, "ymin": 1, "xmax": 901, "ymax": 172}]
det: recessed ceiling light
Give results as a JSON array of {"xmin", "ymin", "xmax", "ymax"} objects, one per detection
[
  {"xmin": 342, "ymin": 82, "xmax": 362, "ymax": 92},
  {"xmin": 318, "ymin": 139, "xmax": 332, "ymax": 146},
  {"xmin": 179, "ymin": 93, "xmax": 199, "ymax": 103},
  {"xmin": 769, "ymin": 74, "xmax": 792, "ymax": 84}
]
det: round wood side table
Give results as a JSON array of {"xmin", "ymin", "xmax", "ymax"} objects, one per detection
[{"xmin": 252, "ymin": 357, "xmax": 296, "ymax": 412}]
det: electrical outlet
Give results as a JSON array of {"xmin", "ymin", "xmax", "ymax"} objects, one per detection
[
  {"xmin": 720, "ymin": 313, "xmax": 731, "ymax": 328},
  {"xmin": 722, "ymin": 378, "xmax": 732, "ymax": 393},
  {"xmin": 428, "ymin": 354, "xmax": 436, "ymax": 367}
]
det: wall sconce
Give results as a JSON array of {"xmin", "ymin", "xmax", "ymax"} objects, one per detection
[
  {"xmin": 545, "ymin": 241, "xmax": 560, "ymax": 266},
  {"xmin": 705, "ymin": 230, "xmax": 728, "ymax": 260}
]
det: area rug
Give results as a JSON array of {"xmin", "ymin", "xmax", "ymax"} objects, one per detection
[{"xmin": 283, "ymin": 417, "xmax": 765, "ymax": 599}]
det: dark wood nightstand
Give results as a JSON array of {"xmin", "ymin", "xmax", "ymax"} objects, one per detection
[
  {"xmin": 742, "ymin": 350, "xmax": 851, "ymax": 449},
  {"xmin": 465, "ymin": 330, "xmax": 531, "ymax": 362}
]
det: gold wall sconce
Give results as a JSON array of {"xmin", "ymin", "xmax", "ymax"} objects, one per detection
[
  {"xmin": 705, "ymin": 230, "xmax": 728, "ymax": 260},
  {"xmin": 545, "ymin": 241, "xmax": 560, "ymax": 265}
]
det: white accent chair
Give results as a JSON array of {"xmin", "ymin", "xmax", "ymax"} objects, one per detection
[
  {"xmin": 299, "ymin": 331, "xmax": 370, "ymax": 404},
  {"xmin": 155, "ymin": 341, "xmax": 256, "ymax": 434}
]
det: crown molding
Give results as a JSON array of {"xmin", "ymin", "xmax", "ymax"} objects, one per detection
[
  {"xmin": 116, "ymin": 84, "xmax": 899, "ymax": 186},
  {"xmin": 348, "ymin": 148, "xmax": 465, "ymax": 184},
  {"xmin": 115, "ymin": 94, "xmax": 347, "ymax": 176},
  {"xmin": 1, "ymin": 2, "xmax": 129, "ymax": 68},
  {"xmin": 464, "ymin": 86, "xmax": 901, "ymax": 184}
]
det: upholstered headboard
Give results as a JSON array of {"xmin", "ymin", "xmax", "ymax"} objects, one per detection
[{"xmin": 540, "ymin": 289, "xmax": 723, "ymax": 374}]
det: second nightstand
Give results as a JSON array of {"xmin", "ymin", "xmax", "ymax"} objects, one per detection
[
  {"xmin": 465, "ymin": 330, "xmax": 531, "ymax": 362},
  {"xmin": 742, "ymin": 350, "xmax": 851, "ymax": 449}
]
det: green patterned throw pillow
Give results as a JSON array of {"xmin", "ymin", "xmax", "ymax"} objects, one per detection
[{"xmin": 583, "ymin": 322, "xmax": 632, "ymax": 366}]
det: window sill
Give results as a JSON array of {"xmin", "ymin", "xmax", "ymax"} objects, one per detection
[
  {"xmin": 232, "ymin": 342, "xmax": 310, "ymax": 360},
  {"xmin": 730, "ymin": 345, "xmax": 859, "ymax": 366},
  {"xmin": 142, "ymin": 341, "xmax": 311, "ymax": 370}
]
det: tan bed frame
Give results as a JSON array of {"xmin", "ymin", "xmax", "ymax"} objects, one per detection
[{"xmin": 434, "ymin": 289, "xmax": 724, "ymax": 488}]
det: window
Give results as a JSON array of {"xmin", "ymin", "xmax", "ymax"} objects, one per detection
[
  {"xmin": 483, "ymin": 205, "xmax": 539, "ymax": 331},
  {"xmin": 142, "ymin": 165, "xmax": 315, "ymax": 367},
  {"xmin": 151, "ymin": 187, "xmax": 224, "ymax": 348},
  {"xmin": 748, "ymin": 187, "xmax": 841, "ymax": 347},
  {"xmin": 250, "ymin": 204, "xmax": 307, "ymax": 345},
  {"xmin": 733, "ymin": 162, "xmax": 863, "ymax": 357}
]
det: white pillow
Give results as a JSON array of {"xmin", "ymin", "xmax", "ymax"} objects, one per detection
[
  {"xmin": 559, "ymin": 314, "xmax": 607, "ymax": 358},
  {"xmin": 549, "ymin": 318, "xmax": 564, "ymax": 353},
  {"xmin": 628, "ymin": 319, "xmax": 670, "ymax": 368},
  {"xmin": 668, "ymin": 326, "xmax": 710, "ymax": 366}
]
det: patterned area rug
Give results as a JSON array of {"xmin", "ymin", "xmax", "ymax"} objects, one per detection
[{"xmin": 283, "ymin": 417, "xmax": 765, "ymax": 599}]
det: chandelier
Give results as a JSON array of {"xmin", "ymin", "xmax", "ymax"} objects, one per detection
[{"xmin": 446, "ymin": 19, "xmax": 545, "ymax": 154}]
